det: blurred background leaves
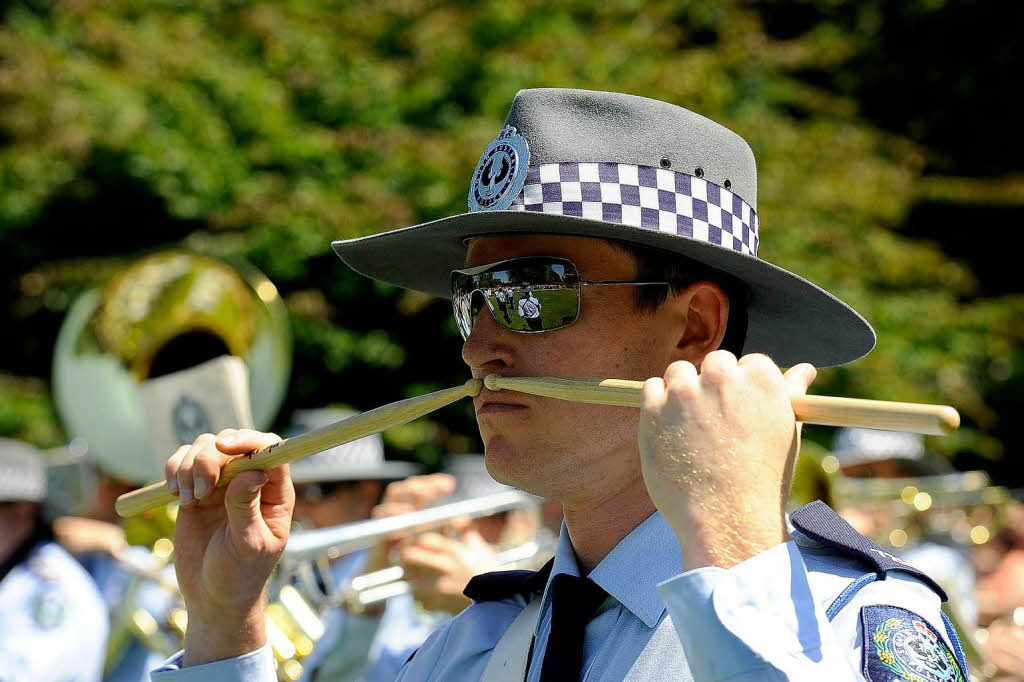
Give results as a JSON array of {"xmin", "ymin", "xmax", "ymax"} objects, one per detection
[{"xmin": 0, "ymin": 0, "xmax": 1020, "ymax": 478}]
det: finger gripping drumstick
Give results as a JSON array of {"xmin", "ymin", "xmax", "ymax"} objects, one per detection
[
  {"xmin": 116, "ymin": 375, "xmax": 960, "ymax": 518},
  {"xmin": 115, "ymin": 380, "xmax": 483, "ymax": 518},
  {"xmin": 483, "ymin": 375, "xmax": 961, "ymax": 437}
]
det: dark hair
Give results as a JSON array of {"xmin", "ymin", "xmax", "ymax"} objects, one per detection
[{"xmin": 608, "ymin": 240, "xmax": 749, "ymax": 355}]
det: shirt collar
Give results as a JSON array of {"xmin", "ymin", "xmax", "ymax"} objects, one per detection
[{"xmin": 545, "ymin": 511, "xmax": 682, "ymax": 629}]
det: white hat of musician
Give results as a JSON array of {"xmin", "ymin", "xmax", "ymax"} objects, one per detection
[
  {"xmin": 444, "ymin": 453, "xmax": 515, "ymax": 500},
  {"xmin": 0, "ymin": 438, "xmax": 47, "ymax": 503},
  {"xmin": 831, "ymin": 427, "xmax": 925, "ymax": 469}
]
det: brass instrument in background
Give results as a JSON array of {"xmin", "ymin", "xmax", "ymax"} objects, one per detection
[
  {"xmin": 50, "ymin": 250, "xmax": 296, "ymax": 679},
  {"xmin": 791, "ymin": 450, "xmax": 1017, "ymax": 552},
  {"xmin": 280, "ymin": 489, "xmax": 541, "ymax": 563},
  {"xmin": 340, "ymin": 536, "xmax": 558, "ymax": 613},
  {"xmin": 52, "ymin": 250, "xmax": 292, "ymax": 487},
  {"xmin": 264, "ymin": 490, "xmax": 549, "ymax": 680}
]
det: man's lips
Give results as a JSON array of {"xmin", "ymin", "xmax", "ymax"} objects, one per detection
[{"xmin": 473, "ymin": 387, "xmax": 529, "ymax": 413}]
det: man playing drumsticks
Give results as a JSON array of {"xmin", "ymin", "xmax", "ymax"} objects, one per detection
[{"xmin": 152, "ymin": 89, "xmax": 969, "ymax": 681}]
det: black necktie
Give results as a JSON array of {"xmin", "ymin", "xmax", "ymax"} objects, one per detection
[{"xmin": 538, "ymin": 573, "xmax": 607, "ymax": 682}]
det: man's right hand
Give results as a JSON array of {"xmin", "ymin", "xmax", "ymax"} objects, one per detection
[{"xmin": 164, "ymin": 428, "xmax": 295, "ymax": 666}]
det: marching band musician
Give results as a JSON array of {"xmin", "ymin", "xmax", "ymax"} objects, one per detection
[
  {"xmin": 317, "ymin": 455, "xmax": 549, "ymax": 682},
  {"xmin": 976, "ymin": 501, "xmax": 1024, "ymax": 626},
  {"xmin": 280, "ymin": 408, "xmax": 419, "ymax": 681},
  {"xmin": 975, "ymin": 502, "xmax": 1024, "ymax": 679},
  {"xmin": 0, "ymin": 438, "xmax": 108, "ymax": 681},
  {"xmin": 152, "ymin": 89, "xmax": 971, "ymax": 681},
  {"xmin": 51, "ymin": 251, "xmax": 291, "ymax": 682}
]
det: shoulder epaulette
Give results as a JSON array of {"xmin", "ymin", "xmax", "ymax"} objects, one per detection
[{"xmin": 790, "ymin": 500, "xmax": 947, "ymax": 601}]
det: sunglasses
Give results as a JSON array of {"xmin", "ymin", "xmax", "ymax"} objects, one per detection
[
  {"xmin": 293, "ymin": 480, "xmax": 360, "ymax": 503},
  {"xmin": 450, "ymin": 256, "xmax": 670, "ymax": 340}
]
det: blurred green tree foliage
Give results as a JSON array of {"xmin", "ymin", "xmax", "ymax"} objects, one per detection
[{"xmin": 0, "ymin": 1, "xmax": 1020, "ymax": 476}]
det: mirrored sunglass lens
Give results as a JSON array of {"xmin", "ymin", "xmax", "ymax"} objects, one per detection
[
  {"xmin": 452, "ymin": 259, "xmax": 581, "ymax": 337},
  {"xmin": 486, "ymin": 288, "xmax": 579, "ymax": 332},
  {"xmin": 453, "ymin": 290, "xmax": 481, "ymax": 339}
]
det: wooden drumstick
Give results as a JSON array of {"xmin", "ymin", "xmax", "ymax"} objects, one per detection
[
  {"xmin": 116, "ymin": 374, "xmax": 960, "ymax": 518},
  {"xmin": 484, "ymin": 375, "xmax": 961, "ymax": 437},
  {"xmin": 115, "ymin": 379, "xmax": 483, "ymax": 518}
]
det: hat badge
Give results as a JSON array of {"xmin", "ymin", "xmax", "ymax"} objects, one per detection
[{"xmin": 469, "ymin": 125, "xmax": 530, "ymax": 212}]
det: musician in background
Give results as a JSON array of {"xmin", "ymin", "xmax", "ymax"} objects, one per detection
[
  {"xmin": 58, "ymin": 411, "xmax": 234, "ymax": 682},
  {"xmin": 284, "ymin": 408, "xmax": 419, "ymax": 681},
  {"xmin": 974, "ymin": 501, "xmax": 1024, "ymax": 680},
  {"xmin": 833, "ymin": 426, "xmax": 979, "ymax": 628},
  {"xmin": 308, "ymin": 455, "xmax": 549, "ymax": 682},
  {"xmin": 976, "ymin": 501, "xmax": 1024, "ymax": 625},
  {"xmin": 0, "ymin": 438, "xmax": 108, "ymax": 681},
  {"xmin": 51, "ymin": 251, "xmax": 289, "ymax": 682}
]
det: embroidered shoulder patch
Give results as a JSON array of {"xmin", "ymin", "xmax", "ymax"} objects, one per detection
[{"xmin": 861, "ymin": 605, "xmax": 964, "ymax": 682}]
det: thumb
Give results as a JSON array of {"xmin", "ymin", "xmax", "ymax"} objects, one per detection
[
  {"xmin": 223, "ymin": 470, "xmax": 270, "ymax": 540},
  {"xmin": 783, "ymin": 363, "xmax": 817, "ymax": 397}
]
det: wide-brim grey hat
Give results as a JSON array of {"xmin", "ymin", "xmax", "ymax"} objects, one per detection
[
  {"xmin": 831, "ymin": 427, "xmax": 925, "ymax": 469},
  {"xmin": 287, "ymin": 408, "xmax": 420, "ymax": 485},
  {"xmin": 444, "ymin": 453, "xmax": 514, "ymax": 500},
  {"xmin": 0, "ymin": 438, "xmax": 47, "ymax": 503},
  {"xmin": 333, "ymin": 88, "xmax": 874, "ymax": 367}
]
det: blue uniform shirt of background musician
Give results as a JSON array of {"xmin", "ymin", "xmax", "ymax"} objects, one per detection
[
  {"xmin": 0, "ymin": 537, "xmax": 110, "ymax": 682},
  {"xmin": 0, "ymin": 438, "xmax": 109, "ymax": 682},
  {"xmin": 79, "ymin": 546, "xmax": 180, "ymax": 682},
  {"xmin": 289, "ymin": 549, "xmax": 368, "ymax": 681}
]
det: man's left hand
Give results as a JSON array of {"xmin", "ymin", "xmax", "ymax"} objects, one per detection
[{"xmin": 638, "ymin": 351, "xmax": 817, "ymax": 570}]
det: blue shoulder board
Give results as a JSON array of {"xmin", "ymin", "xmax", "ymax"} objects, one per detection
[
  {"xmin": 790, "ymin": 500, "xmax": 947, "ymax": 601},
  {"xmin": 861, "ymin": 605, "xmax": 965, "ymax": 682}
]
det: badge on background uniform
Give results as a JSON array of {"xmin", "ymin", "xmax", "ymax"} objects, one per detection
[
  {"xmin": 861, "ymin": 605, "xmax": 964, "ymax": 682},
  {"xmin": 31, "ymin": 590, "xmax": 66, "ymax": 629}
]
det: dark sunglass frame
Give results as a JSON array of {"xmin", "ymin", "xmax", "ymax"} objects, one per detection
[{"xmin": 450, "ymin": 256, "xmax": 670, "ymax": 339}]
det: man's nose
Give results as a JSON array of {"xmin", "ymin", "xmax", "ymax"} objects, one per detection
[{"xmin": 461, "ymin": 302, "xmax": 516, "ymax": 371}]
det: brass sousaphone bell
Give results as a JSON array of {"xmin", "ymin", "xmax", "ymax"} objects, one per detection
[
  {"xmin": 51, "ymin": 250, "xmax": 295, "ymax": 675},
  {"xmin": 52, "ymin": 249, "xmax": 292, "ymax": 488}
]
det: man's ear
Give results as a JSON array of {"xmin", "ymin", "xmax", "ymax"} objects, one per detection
[{"xmin": 671, "ymin": 280, "xmax": 729, "ymax": 365}]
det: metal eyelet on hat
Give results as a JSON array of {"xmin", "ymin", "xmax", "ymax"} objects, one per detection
[
  {"xmin": 660, "ymin": 157, "xmax": 671, "ymax": 169},
  {"xmin": 694, "ymin": 167, "xmax": 704, "ymax": 178},
  {"xmin": 724, "ymin": 179, "xmax": 732, "ymax": 189}
]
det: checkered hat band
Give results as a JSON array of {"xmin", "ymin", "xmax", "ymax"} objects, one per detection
[{"xmin": 508, "ymin": 162, "xmax": 759, "ymax": 256}]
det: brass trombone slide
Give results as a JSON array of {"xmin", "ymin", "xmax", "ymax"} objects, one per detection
[
  {"xmin": 116, "ymin": 375, "xmax": 961, "ymax": 518},
  {"xmin": 279, "ymin": 489, "xmax": 540, "ymax": 562}
]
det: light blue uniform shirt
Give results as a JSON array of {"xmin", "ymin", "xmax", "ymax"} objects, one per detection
[
  {"xmin": 0, "ymin": 540, "xmax": 108, "ymax": 682},
  {"xmin": 299, "ymin": 550, "xmax": 370, "ymax": 681},
  {"xmin": 82, "ymin": 548, "xmax": 179, "ymax": 682},
  {"xmin": 152, "ymin": 511, "xmax": 959, "ymax": 681}
]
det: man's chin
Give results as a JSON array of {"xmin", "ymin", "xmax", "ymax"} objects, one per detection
[{"xmin": 481, "ymin": 440, "xmax": 544, "ymax": 493}]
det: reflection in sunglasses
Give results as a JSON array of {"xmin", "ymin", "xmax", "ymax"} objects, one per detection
[{"xmin": 451, "ymin": 256, "xmax": 668, "ymax": 339}]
